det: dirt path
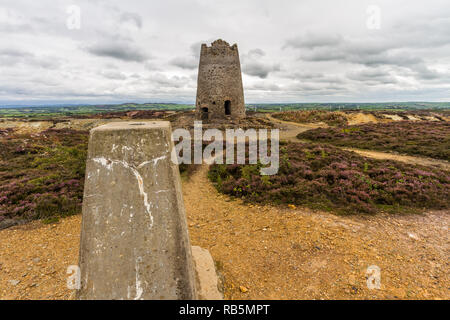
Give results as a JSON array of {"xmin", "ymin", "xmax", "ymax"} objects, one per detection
[
  {"xmin": 266, "ymin": 114, "xmax": 450, "ymax": 170},
  {"xmin": 0, "ymin": 166, "xmax": 448, "ymax": 300},
  {"xmin": 265, "ymin": 114, "xmax": 324, "ymax": 140},
  {"xmin": 184, "ymin": 165, "xmax": 449, "ymax": 299},
  {"xmin": 0, "ymin": 115, "xmax": 449, "ymax": 300},
  {"xmin": 341, "ymin": 148, "xmax": 450, "ymax": 171},
  {"xmin": 0, "ymin": 216, "xmax": 80, "ymax": 300}
]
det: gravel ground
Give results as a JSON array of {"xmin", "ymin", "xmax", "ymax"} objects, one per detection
[
  {"xmin": 184, "ymin": 165, "xmax": 449, "ymax": 300},
  {"xmin": 0, "ymin": 215, "xmax": 80, "ymax": 300},
  {"xmin": 1, "ymin": 166, "xmax": 447, "ymax": 300},
  {"xmin": 0, "ymin": 115, "xmax": 448, "ymax": 299}
]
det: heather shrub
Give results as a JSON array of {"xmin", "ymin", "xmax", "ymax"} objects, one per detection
[
  {"xmin": 208, "ymin": 142, "xmax": 450, "ymax": 214},
  {"xmin": 0, "ymin": 129, "xmax": 88, "ymax": 225},
  {"xmin": 298, "ymin": 121, "xmax": 450, "ymax": 161},
  {"xmin": 273, "ymin": 110, "xmax": 348, "ymax": 126},
  {"xmin": 0, "ymin": 127, "xmax": 203, "ymax": 226}
]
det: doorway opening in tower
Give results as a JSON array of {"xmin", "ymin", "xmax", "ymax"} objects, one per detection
[
  {"xmin": 224, "ymin": 100, "xmax": 231, "ymax": 115},
  {"xmin": 201, "ymin": 107, "xmax": 209, "ymax": 120}
]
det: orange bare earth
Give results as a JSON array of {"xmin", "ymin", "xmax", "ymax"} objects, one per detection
[{"xmin": 1, "ymin": 166, "xmax": 448, "ymax": 300}]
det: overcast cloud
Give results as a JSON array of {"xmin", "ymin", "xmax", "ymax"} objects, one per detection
[{"xmin": 0, "ymin": 0, "xmax": 449, "ymax": 104}]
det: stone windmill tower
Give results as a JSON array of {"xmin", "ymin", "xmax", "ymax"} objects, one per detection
[{"xmin": 195, "ymin": 39, "xmax": 246, "ymax": 120}]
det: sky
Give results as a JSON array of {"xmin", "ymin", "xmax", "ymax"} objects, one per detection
[{"xmin": 0, "ymin": 0, "xmax": 449, "ymax": 105}]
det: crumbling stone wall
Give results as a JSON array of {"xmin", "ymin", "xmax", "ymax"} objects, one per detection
[{"xmin": 195, "ymin": 39, "xmax": 246, "ymax": 120}]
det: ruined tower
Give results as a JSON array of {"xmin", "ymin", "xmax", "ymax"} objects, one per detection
[{"xmin": 195, "ymin": 39, "xmax": 246, "ymax": 120}]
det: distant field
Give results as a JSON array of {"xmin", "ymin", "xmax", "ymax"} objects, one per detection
[
  {"xmin": 298, "ymin": 121, "xmax": 450, "ymax": 161},
  {"xmin": 1, "ymin": 102, "xmax": 449, "ymax": 119},
  {"xmin": 0, "ymin": 103, "xmax": 194, "ymax": 119}
]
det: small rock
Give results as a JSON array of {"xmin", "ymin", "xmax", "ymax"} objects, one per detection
[
  {"xmin": 239, "ymin": 286, "xmax": 248, "ymax": 293},
  {"xmin": 408, "ymin": 233, "xmax": 418, "ymax": 240},
  {"xmin": 0, "ymin": 219, "xmax": 17, "ymax": 230},
  {"xmin": 8, "ymin": 280, "xmax": 20, "ymax": 286},
  {"xmin": 32, "ymin": 257, "xmax": 40, "ymax": 263}
]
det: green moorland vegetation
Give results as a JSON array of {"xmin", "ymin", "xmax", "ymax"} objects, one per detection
[{"xmin": 0, "ymin": 128, "xmax": 88, "ymax": 226}]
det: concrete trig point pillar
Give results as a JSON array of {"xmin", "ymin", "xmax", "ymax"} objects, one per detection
[{"xmin": 77, "ymin": 121, "xmax": 197, "ymax": 299}]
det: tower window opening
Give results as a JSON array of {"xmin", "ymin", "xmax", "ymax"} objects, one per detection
[
  {"xmin": 201, "ymin": 107, "xmax": 209, "ymax": 120},
  {"xmin": 224, "ymin": 100, "xmax": 231, "ymax": 115}
]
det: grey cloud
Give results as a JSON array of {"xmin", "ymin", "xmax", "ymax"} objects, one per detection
[
  {"xmin": 410, "ymin": 64, "xmax": 443, "ymax": 80},
  {"xmin": 169, "ymin": 41, "xmax": 209, "ymax": 70},
  {"xmin": 0, "ymin": 48, "xmax": 60, "ymax": 69},
  {"xmin": 296, "ymin": 39, "xmax": 420, "ymax": 67},
  {"xmin": 170, "ymin": 56, "xmax": 198, "ymax": 69},
  {"xmin": 282, "ymin": 72, "xmax": 324, "ymax": 80},
  {"xmin": 247, "ymin": 82, "xmax": 281, "ymax": 91},
  {"xmin": 281, "ymin": 72, "xmax": 345, "ymax": 86},
  {"xmin": 347, "ymin": 69, "xmax": 398, "ymax": 85},
  {"xmin": 147, "ymin": 73, "xmax": 192, "ymax": 89},
  {"xmin": 242, "ymin": 49, "xmax": 279, "ymax": 78},
  {"xmin": 86, "ymin": 41, "xmax": 149, "ymax": 62},
  {"xmin": 144, "ymin": 61, "xmax": 162, "ymax": 71},
  {"xmin": 285, "ymin": 33, "xmax": 343, "ymax": 49},
  {"xmin": 0, "ymin": 8, "xmax": 34, "ymax": 33},
  {"xmin": 300, "ymin": 49, "xmax": 346, "ymax": 62},
  {"xmin": 120, "ymin": 12, "xmax": 143, "ymax": 29},
  {"xmin": 351, "ymin": 52, "xmax": 423, "ymax": 68},
  {"xmin": 392, "ymin": 16, "xmax": 450, "ymax": 49},
  {"xmin": 247, "ymin": 48, "xmax": 265, "ymax": 58},
  {"xmin": 242, "ymin": 61, "xmax": 280, "ymax": 78},
  {"xmin": 190, "ymin": 41, "xmax": 205, "ymax": 58},
  {"xmin": 1, "ymin": 0, "xmax": 450, "ymax": 103},
  {"xmin": 0, "ymin": 22, "xmax": 33, "ymax": 33},
  {"xmin": 285, "ymin": 81, "xmax": 348, "ymax": 95},
  {"xmin": 289, "ymin": 32, "xmax": 444, "ymax": 85},
  {"xmin": 0, "ymin": 48, "xmax": 33, "ymax": 59},
  {"xmin": 100, "ymin": 70, "xmax": 127, "ymax": 80}
]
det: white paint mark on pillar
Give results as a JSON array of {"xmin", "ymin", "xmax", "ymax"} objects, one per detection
[
  {"xmin": 137, "ymin": 155, "xmax": 167, "ymax": 168},
  {"xmin": 134, "ymin": 256, "xmax": 143, "ymax": 300},
  {"xmin": 91, "ymin": 157, "xmax": 161, "ymax": 228}
]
